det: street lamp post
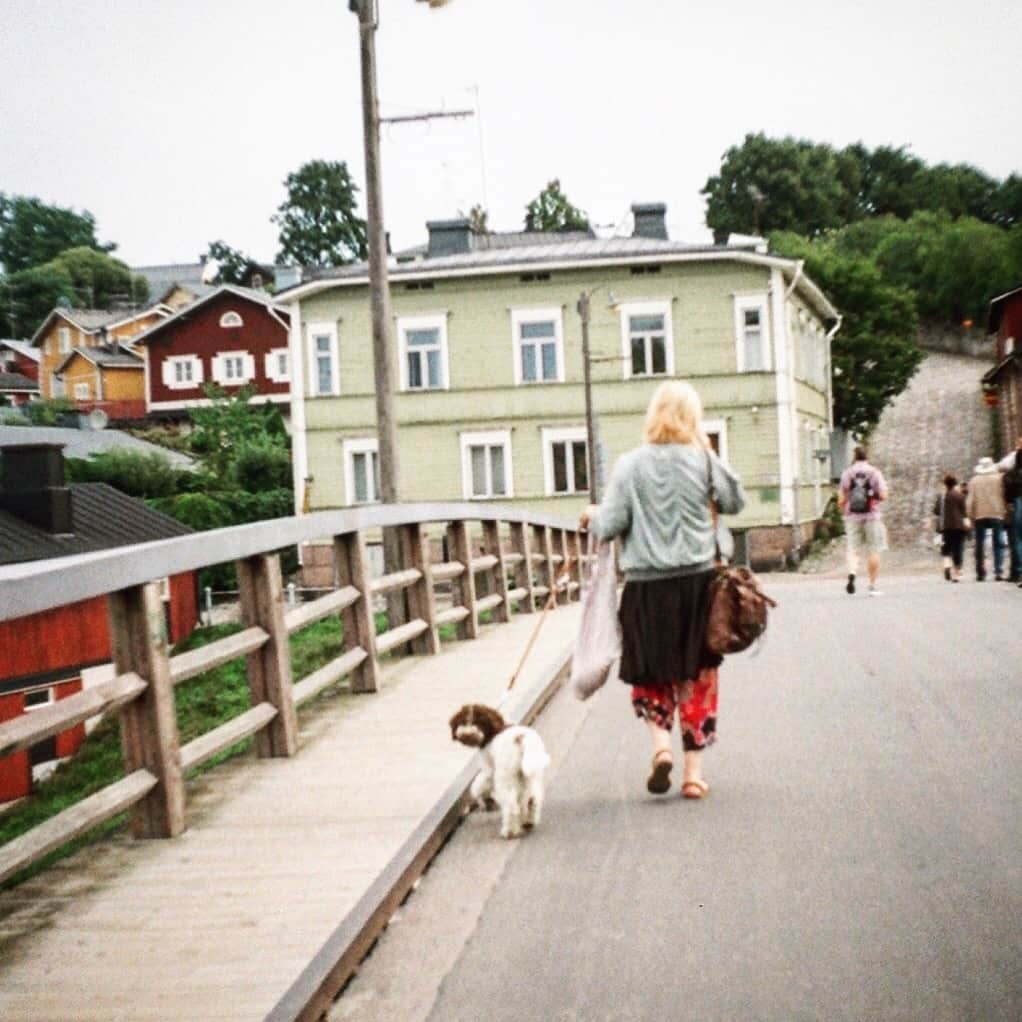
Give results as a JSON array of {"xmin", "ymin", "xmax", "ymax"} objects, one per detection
[{"xmin": 576, "ymin": 290, "xmax": 601, "ymax": 504}]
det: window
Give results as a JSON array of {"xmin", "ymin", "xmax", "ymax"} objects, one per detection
[
  {"xmin": 265, "ymin": 347, "xmax": 290, "ymax": 383},
  {"xmin": 212, "ymin": 350, "xmax": 253, "ymax": 385},
  {"xmin": 398, "ymin": 315, "xmax": 448, "ymax": 391},
  {"xmin": 24, "ymin": 687, "xmax": 54, "ymax": 710},
  {"xmin": 219, "ymin": 311, "xmax": 244, "ymax": 328},
  {"xmin": 343, "ymin": 438, "xmax": 380, "ymax": 505},
  {"xmin": 703, "ymin": 418, "xmax": 728, "ymax": 463},
  {"xmin": 58, "ymin": 326, "xmax": 71, "ymax": 354},
  {"xmin": 163, "ymin": 355, "xmax": 203, "ymax": 390},
  {"xmin": 511, "ymin": 309, "xmax": 564, "ymax": 385},
  {"xmin": 734, "ymin": 295, "xmax": 770, "ymax": 372},
  {"xmin": 543, "ymin": 427, "xmax": 589, "ymax": 495},
  {"xmin": 618, "ymin": 301, "xmax": 673, "ymax": 379},
  {"xmin": 74, "ymin": 382, "xmax": 90, "ymax": 399},
  {"xmin": 461, "ymin": 430, "xmax": 513, "ymax": 499},
  {"xmin": 307, "ymin": 323, "xmax": 339, "ymax": 396}
]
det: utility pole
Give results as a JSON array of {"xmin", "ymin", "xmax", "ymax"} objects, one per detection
[
  {"xmin": 577, "ymin": 291, "xmax": 600, "ymax": 504},
  {"xmin": 353, "ymin": 0, "xmax": 404, "ymax": 626}
]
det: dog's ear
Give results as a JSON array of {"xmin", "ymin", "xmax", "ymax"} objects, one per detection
[{"xmin": 448, "ymin": 705, "xmax": 468, "ymax": 740}]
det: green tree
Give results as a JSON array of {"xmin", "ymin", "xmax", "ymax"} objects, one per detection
[
  {"xmin": 0, "ymin": 193, "xmax": 114, "ymax": 275},
  {"xmin": 524, "ymin": 180, "xmax": 590, "ymax": 232},
  {"xmin": 702, "ymin": 134, "xmax": 851, "ymax": 240},
  {"xmin": 840, "ymin": 144, "xmax": 925, "ymax": 219},
  {"xmin": 771, "ymin": 231, "xmax": 923, "ymax": 436},
  {"xmin": 464, "ymin": 204, "xmax": 489, "ymax": 233},
  {"xmin": 64, "ymin": 449, "xmax": 183, "ymax": 499},
  {"xmin": 992, "ymin": 173, "xmax": 1022, "ymax": 228},
  {"xmin": 49, "ymin": 247, "xmax": 149, "ymax": 309},
  {"xmin": 1, "ymin": 262, "xmax": 76, "ymax": 337},
  {"xmin": 272, "ymin": 160, "xmax": 368, "ymax": 267},
  {"xmin": 204, "ymin": 240, "xmax": 260, "ymax": 286}
]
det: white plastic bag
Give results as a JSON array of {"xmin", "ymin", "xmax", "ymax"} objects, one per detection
[{"xmin": 570, "ymin": 537, "xmax": 621, "ymax": 700}]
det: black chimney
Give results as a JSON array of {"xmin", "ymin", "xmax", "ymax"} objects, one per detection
[
  {"xmin": 631, "ymin": 203, "xmax": 668, "ymax": 240},
  {"xmin": 0, "ymin": 443, "xmax": 73, "ymax": 534},
  {"xmin": 426, "ymin": 218, "xmax": 473, "ymax": 257}
]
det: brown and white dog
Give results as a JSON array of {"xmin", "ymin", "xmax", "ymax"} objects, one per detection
[{"xmin": 448, "ymin": 703, "xmax": 550, "ymax": 839}]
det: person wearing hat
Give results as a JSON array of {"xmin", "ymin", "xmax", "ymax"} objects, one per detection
[{"xmin": 966, "ymin": 457, "xmax": 1007, "ymax": 581}]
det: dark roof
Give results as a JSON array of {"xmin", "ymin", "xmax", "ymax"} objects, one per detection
[
  {"xmin": 393, "ymin": 228, "xmax": 596, "ymax": 262},
  {"xmin": 55, "ymin": 344, "xmax": 143, "ymax": 374},
  {"xmin": 982, "ymin": 350, "xmax": 1022, "ymax": 386},
  {"xmin": 0, "ymin": 482, "xmax": 193, "ymax": 566},
  {"xmin": 0, "ymin": 339, "xmax": 40, "ymax": 363},
  {"xmin": 0, "ymin": 373, "xmax": 39, "ymax": 392},
  {"xmin": 30, "ymin": 307, "xmax": 166, "ymax": 346},
  {"xmin": 0, "ymin": 426, "xmax": 195, "ymax": 468},
  {"xmin": 988, "ymin": 286, "xmax": 1022, "ymax": 333}
]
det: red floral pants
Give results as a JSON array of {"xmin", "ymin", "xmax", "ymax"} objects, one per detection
[{"xmin": 632, "ymin": 667, "xmax": 719, "ymax": 751}]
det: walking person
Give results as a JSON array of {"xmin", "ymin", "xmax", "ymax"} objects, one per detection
[
  {"xmin": 997, "ymin": 436, "xmax": 1022, "ymax": 584},
  {"xmin": 966, "ymin": 457, "xmax": 1007, "ymax": 581},
  {"xmin": 933, "ymin": 474, "xmax": 969, "ymax": 582},
  {"xmin": 838, "ymin": 446, "xmax": 889, "ymax": 595},
  {"xmin": 580, "ymin": 381, "xmax": 745, "ymax": 799}
]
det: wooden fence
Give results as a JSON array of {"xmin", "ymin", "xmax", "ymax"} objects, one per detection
[{"xmin": 0, "ymin": 503, "xmax": 584, "ymax": 885}]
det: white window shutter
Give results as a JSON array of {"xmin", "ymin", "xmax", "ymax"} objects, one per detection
[
  {"xmin": 243, "ymin": 353, "xmax": 255, "ymax": 381},
  {"xmin": 161, "ymin": 359, "xmax": 174, "ymax": 387}
]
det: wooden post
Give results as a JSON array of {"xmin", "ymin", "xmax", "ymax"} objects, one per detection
[
  {"xmin": 237, "ymin": 554, "xmax": 299, "ymax": 758},
  {"xmin": 334, "ymin": 531, "xmax": 380, "ymax": 693},
  {"xmin": 481, "ymin": 519, "xmax": 510, "ymax": 623},
  {"xmin": 402, "ymin": 522, "xmax": 440, "ymax": 654},
  {"xmin": 566, "ymin": 529, "xmax": 583, "ymax": 601},
  {"xmin": 108, "ymin": 582, "xmax": 185, "ymax": 839},
  {"xmin": 532, "ymin": 524, "xmax": 555, "ymax": 610},
  {"xmin": 509, "ymin": 521, "xmax": 535, "ymax": 613},
  {"xmin": 554, "ymin": 528, "xmax": 570, "ymax": 605},
  {"xmin": 446, "ymin": 520, "xmax": 478, "ymax": 639}
]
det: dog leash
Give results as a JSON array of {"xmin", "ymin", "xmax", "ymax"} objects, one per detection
[{"xmin": 501, "ymin": 557, "xmax": 576, "ymax": 705}]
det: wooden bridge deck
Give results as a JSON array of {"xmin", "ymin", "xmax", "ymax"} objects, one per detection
[{"xmin": 0, "ymin": 603, "xmax": 581, "ymax": 1022}]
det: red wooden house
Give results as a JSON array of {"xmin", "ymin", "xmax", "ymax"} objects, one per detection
[
  {"xmin": 132, "ymin": 285, "xmax": 291, "ymax": 418},
  {"xmin": 0, "ymin": 339, "xmax": 41, "ymax": 407},
  {"xmin": 0, "ymin": 443, "xmax": 197, "ymax": 803},
  {"xmin": 984, "ymin": 286, "xmax": 1022, "ymax": 450}
]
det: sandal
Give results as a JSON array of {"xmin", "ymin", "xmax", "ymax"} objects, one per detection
[
  {"xmin": 647, "ymin": 751, "xmax": 673, "ymax": 794},
  {"xmin": 681, "ymin": 779, "xmax": 710, "ymax": 799}
]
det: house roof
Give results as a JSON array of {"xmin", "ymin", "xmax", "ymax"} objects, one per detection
[
  {"xmin": 0, "ymin": 481, "xmax": 193, "ymax": 566},
  {"xmin": 982, "ymin": 350, "xmax": 1021, "ymax": 386},
  {"xmin": 0, "ymin": 373, "xmax": 40, "ymax": 393},
  {"xmin": 280, "ymin": 235, "xmax": 841, "ymax": 321},
  {"xmin": 129, "ymin": 284, "xmax": 289, "ymax": 347},
  {"xmin": 393, "ymin": 228, "xmax": 596, "ymax": 262},
  {"xmin": 29, "ymin": 306, "xmax": 167, "ymax": 347},
  {"xmin": 988, "ymin": 286, "xmax": 1022, "ymax": 334},
  {"xmin": 0, "ymin": 339, "xmax": 40, "ymax": 363},
  {"xmin": 0, "ymin": 426, "xmax": 195, "ymax": 469},
  {"xmin": 54, "ymin": 344, "xmax": 144, "ymax": 375}
]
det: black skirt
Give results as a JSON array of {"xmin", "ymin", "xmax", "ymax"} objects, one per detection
[{"xmin": 617, "ymin": 570, "xmax": 722, "ymax": 686}]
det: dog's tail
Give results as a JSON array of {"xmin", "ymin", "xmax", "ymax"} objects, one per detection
[{"xmin": 514, "ymin": 731, "xmax": 551, "ymax": 779}]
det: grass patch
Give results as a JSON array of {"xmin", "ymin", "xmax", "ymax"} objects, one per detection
[{"xmin": 0, "ymin": 615, "xmax": 353, "ymax": 889}]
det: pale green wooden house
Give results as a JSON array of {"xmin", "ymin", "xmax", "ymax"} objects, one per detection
[{"xmin": 275, "ymin": 204, "xmax": 840, "ymax": 567}]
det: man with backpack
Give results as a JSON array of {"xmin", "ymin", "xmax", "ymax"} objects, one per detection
[
  {"xmin": 838, "ymin": 446, "xmax": 889, "ymax": 596},
  {"xmin": 997, "ymin": 436, "xmax": 1022, "ymax": 584}
]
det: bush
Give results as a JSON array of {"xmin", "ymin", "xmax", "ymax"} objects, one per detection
[
  {"xmin": 160, "ymin": 492, "xmax": 234, "ymax": 532},
  {"xmin": 65, "ymin": 449, "xmax": 183, "ymax": 499},
  {"xmin": 232, "ymin": 441, "xmax": 292, "ymax": 492},
  {"xmin": 23, "ymin": 398, "xmax": 78, "ymax": 426}
]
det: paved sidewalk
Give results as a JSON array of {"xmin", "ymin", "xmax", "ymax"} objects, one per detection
[{"xmin": 0, "ymin": 604, "xmax": 581, "ymax": 1022}]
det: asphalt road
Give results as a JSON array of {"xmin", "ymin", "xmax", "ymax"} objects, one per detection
[{"xmin": 332, "ymin": 574, "xmax": 1022, "ymax": 1022}]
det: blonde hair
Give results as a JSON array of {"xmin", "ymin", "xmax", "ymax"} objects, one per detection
[{"xmin": 643, "ymin": 380, "xmax": 704, "ymax": 445}]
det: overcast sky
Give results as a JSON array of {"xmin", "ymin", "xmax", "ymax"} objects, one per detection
[{"xmin": 2, "ymin": 0, "xmax": 1020, "ymax": 268}]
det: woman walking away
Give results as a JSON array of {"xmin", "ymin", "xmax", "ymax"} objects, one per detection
[
  {"xmin": 580, "ymin": 381, "xmax": 745, "ymax": 799},
  {"xmin": 934, "ymin": 474, "xmax": 969, "ymax": 582}
]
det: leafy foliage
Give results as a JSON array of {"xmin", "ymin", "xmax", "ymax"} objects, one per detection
[
  {"xmin": 21, "ymin": 397, "xmax": 79, "ymax": 425},
  {"xmin": 771, "ymin": 231, "xmax": 923, "ymax": 436},
  {"xmin": 272, "ymin": 160, "xmax": 368, "ymax": 267},
  {"xmin": 204, "ymin": 240, "xmax": 261, "ymax": 286},
  {"xmin": 231, "ymin": 440, "xmax": 292, "ymax": 492},
  {"xmin": 64, "ymin": 449, "xmax": 184, "ymax": 498},
  {"xmin": 0, "ymin": 193, "xmax": 114, "ymax": 275},
  {"xmin": 524, "ymin": 179, "xmax": 590, "ymax": 232}
]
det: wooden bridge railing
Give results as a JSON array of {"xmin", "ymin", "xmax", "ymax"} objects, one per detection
[{"xmin": 0, "ymin": 503, "xmax": 585, "ymax": 885}]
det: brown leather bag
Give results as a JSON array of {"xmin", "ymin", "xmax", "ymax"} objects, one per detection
[{"xmin": 703, "ymin": 453, "xmax": 777, "ymax": 656}]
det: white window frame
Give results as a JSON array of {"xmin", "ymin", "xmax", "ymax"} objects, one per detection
[
  {"xmin": 219, "ymin": 310, "xmax": 244, "ymax": 328},
  {"xmin": 510, "ymin": 308, "xmax": 565, "ymax": 385},
  {"xmin": 343, "ymin": 438, "xmax": 381, "ymax": 505},
  {"xmin": 58, "ymin": 326, "xmax": 71, "ymax": 354},
  {"xmin": 74, "ymin": 382, "xmax": 90, "ymax": 400},
  {"xmin": 733, "ymin": 294, "xmax": 772, "ymax": 372},
  {"xmin": 703, "ymin": 418, "xmax": 729, "ymax": 464},
  {"xmin": 542, "ymin": 427, "xmax": 589, "ymax": 496},
  {"xmin": 24, "ymin": 686, "xmax": 55, "ymax": 711},
  {"xmin": 460, "ymin": 429, "xmax": 513, "ymax": 500},
  {"xmin": 398, "ymin": 314, "xmax": 449, "ymax": 392},
  {"xmin": 163, "ymin": 354, "xmax": 203, "ymax": 390},
  {"xmin": 1004, "ymin": 336, "xmax": 1015, "ymax": 356},
  {"xmin": 618, "ymin": 300, "xmax": 674, "ymax": 379},
  {"xmin": 212, "ymin": 349, "xmax": 254, "ymax": 386},
  {"xmin": 307, "ymin": 321, "xmax": 340, "ymax": 397},
  {"xmin": 265, "ymin": 347, "xmax": 290, "ymax": 383}
]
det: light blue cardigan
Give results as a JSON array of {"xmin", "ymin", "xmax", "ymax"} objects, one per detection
[{"xmin": 590, "ymin": 443, "xmax": 745, "ymax": 581}]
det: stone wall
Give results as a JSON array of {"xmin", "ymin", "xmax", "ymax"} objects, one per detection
[{"xmin": 917, "ymin": 325, "xmax": 995, "ymax": 361}]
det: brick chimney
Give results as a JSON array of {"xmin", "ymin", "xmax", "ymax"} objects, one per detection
[
  {"xmin": 631, "ymin": 203, "xmax": 668, "ymax": 240},
  {"xmin": 0, "ymin": 443, "xmax": 73, "ymax": 534},
  {"xmin": 426, "ymin": 218, "xmax": 473, "ymax": 257}
]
